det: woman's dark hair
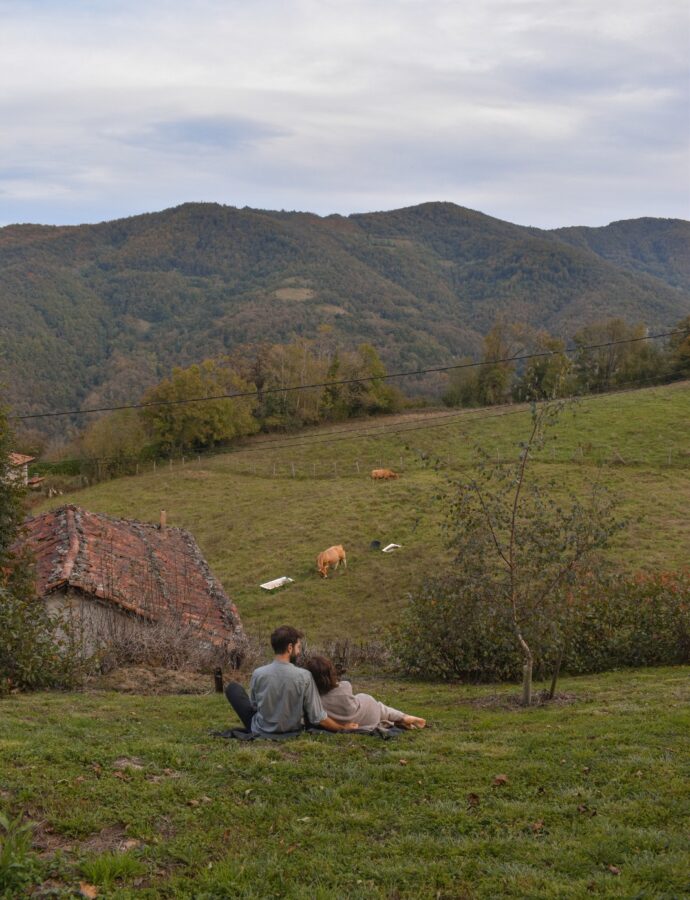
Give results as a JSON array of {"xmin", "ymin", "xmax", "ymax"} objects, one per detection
[
  {"xmin": 270, "ymin": 625, "xmax": 303, "ymax": 655},
  {"xmin": 304, "ymin": 655, "xmax": 339, "ymax": 694}
]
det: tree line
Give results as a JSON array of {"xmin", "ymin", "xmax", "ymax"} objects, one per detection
[
  {"xmin": 71, "ymin": 330, "xmax": 403, "ymax": 473},
  {"xmin": 442, "ymin": 315, "xmax": 690, "ymax": 408},
  {"xmin": 18, "ymin": 314, "xmax": 690, "ymax": 482}
]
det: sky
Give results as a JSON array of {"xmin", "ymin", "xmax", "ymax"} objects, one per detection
[{"xmin": 1, "ymin": 0, "xmax": 688, "ymax": 229}]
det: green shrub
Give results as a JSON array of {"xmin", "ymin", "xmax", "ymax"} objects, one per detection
[
  {"xmin": 0, "ymin": 811, "xmax": 39, "ymax": 897},
  {"xmin": 0, "ymin": 585, "xmax": 87, "ymax": 695},
  {"xmin": 562, "ymin": 571, "xmax": 690, "ymax": 675},
  {"xmin": 394, "ymin": 571, "xmax": 690, "ymax": 682}
]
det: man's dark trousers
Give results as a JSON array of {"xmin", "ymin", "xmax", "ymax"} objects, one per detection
[{"xmin": 225, "ymin": 682, "xmax": 254, "ymax": 731}]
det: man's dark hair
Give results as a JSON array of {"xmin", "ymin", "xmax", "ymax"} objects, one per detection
[
  {"xmin": 303, "ymin": 655, "xmax": 339, "ymax": 694},
  {"xmin": 270, "ymin": 625, "xmax": 303, "ymax": 655}
]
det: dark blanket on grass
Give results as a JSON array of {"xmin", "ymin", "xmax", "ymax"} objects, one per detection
[{"xmin": 211, "ymin": 725, "xmax": 404, "ymax": 741}]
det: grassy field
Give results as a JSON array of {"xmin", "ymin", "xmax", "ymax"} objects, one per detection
[
  {"xmin": 35, "ymin": 381, "xmax": 690, "ymax": 644},
  {"xmin": 0, "ymin": 667, "xmax": 688, "ymax": 898}
]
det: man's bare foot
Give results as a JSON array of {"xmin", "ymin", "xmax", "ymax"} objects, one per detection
[{"xmin": 401, "ymin": 715, "xmax": 426, "ymax": 729}]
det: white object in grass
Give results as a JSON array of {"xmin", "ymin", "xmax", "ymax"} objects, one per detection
[
  {"xmin": 381, "ymin": 543, "xmax": 402, "ymax": 553},
  {"xmin": 260, "ymin": 576, "xmax": 294, "ymax": 591}
]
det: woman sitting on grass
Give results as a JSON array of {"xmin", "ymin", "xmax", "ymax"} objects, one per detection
[{"xmin": 304, "ymin": 655, "xmax": 426, "ymax": 730}]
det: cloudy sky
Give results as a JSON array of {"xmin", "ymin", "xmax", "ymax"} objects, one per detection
[{"xmin": 1, "ymin": 0, "xmax": 688, "ymax": 228}]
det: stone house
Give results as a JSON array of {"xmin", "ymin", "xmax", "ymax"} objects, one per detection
[
  {"xmin": 7, "ymin": 452, "xmax": 35, "ymax": 486},
  {"xmin": 20, "ymin": 504, "xmax": 244, "ymax": 659}
]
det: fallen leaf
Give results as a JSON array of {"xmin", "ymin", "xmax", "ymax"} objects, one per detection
[
  {"xmin": 493, "ymin": 774, "xmax": 508, "ymax": 786},
  {"xmin": 121, "ymin": 839, "xmax": 140, "ymax": 851},
  {"xmin": 79, "ymin": 883, "xmax": 99, "ymax": 899},
  {"xmin": 113, "ymin": 757, "xmax": 145, "ymax": 771},
  {"xmin": 467, "ymin": 793, "xmax": 480, "ymax": 808},
  {"xmin": 607, "ymin": 865, "xmax": 620, "ymax": 876},
  {"xmin": 530, "ymin": 820, "xmax": 544, "ymax": 833},
  {"xmin": 399, "ymin": 759, "xmax": 408, "ymax": 766}
]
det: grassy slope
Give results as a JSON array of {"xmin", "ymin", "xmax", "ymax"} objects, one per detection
[
  {"xmin": 35, "ymin": 381, "xmax": 690, "ymax": 644},
  {"xmin": 0, "ymin": 668, "xmax": 688, "ymax": 898}
]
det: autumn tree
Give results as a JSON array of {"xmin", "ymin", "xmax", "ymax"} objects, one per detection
[
  {"xmin": 572, "ymin": 319, "xmax": 664, "ymax": 391},
  {"xmin": 444, "ymin": 321, "xmax": 528, "ymax": 408},
  {"xmin": 514, "ymin": 333, "xmax": 574, "ymax": 401},
  {"xmin": 668, "ymin": 315, "xmax": 690, "ymax": 379},
  {"xmin": 79, "ymin": 408, "xmax": 150, "ymax": 471},
  {"xmin": 140, "ymin": 360, "xmax": 258, "ymax": 454}
]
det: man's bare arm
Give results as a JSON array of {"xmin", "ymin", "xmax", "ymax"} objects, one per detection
[{"xmin": 319, "ymin": 716, "xmax": 359, "ymax": 732}]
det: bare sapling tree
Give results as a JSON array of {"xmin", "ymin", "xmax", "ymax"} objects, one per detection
[{"xmin": 445, "ymin": 400, "xmax": 623, "ymax": 705}]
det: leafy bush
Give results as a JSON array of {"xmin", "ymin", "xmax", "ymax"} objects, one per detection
[
  {"xmin": 0, "ymin": 585, "xmax": 87, "ymax": 696},
  {"xmin": 394, "ymin": 571, "xmax": 690, "ymax": 682},
  {"xmin": 562, "ymin": 571, "xmax": 690, "ymax": 675}
]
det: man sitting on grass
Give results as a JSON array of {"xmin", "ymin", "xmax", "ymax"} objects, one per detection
[{"xmin": 225, "ymin": 625, "xmax": 359, "ymax": 737}]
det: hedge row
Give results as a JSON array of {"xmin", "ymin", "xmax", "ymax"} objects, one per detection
[{"xmin": 394, "ymin": 571, "xmax": 690, "ymax": 682}]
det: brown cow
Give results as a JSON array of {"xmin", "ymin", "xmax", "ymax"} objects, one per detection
[
  {"xmin": 316, "ymin": 544, "xmax": 347, "ymax": 578},
  {"xmin": 370, "ymin": 468, "xmax": 399, "ymax": 480}
]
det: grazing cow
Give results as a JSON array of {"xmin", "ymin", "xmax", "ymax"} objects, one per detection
[
  {"xmin": 317, "ymin": 545, "xmax": 347, "ymax": 578},
  {"xmin": 370, "ymin": 468, "xmax": 399, "ymax": 480}
]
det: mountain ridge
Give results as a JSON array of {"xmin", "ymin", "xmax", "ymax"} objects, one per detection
[{"xmin": 2, "ymin": 201, "xmax": 688, "ymax": 430}]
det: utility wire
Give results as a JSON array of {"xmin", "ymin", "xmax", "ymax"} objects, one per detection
[
  {"xmin": 9, "ymin": 327, "xmax": 689, "ymax": 422},
  {"xmin": 32, "ymin": 369, "xmax": 689, "ymax": 468}
]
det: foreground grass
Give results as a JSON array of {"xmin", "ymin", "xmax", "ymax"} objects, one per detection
[
  {"xmin": 0, "ymin": 668, "xmax": 688, "ymax": 898},
  {"xmin": 35, "ymin": 382, "xmax": 690, "ymax": 642}
]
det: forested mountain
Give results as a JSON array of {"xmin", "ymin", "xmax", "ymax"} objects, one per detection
[
  {"xmin": 551, "ymin": 218, "xmax": 690, "ymax": 293},
  {"xmin": 1, "ymin": 201, "xmax": 688, "ymax": 430}
]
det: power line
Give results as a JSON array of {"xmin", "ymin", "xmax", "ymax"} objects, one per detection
[
  {"xmin": 9, "ymin": 327, "xmax": 689, "ymax": 422},
  {"xmin": 32, "ymin": 370, "xmax": 689, "ymax": 469}
]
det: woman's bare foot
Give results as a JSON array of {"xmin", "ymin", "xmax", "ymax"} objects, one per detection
[{"xmin": 401, "ymin": 715, "xmax": 426, "ymax": 730}]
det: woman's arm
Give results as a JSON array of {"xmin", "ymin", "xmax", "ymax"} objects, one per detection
[{"xmin": 319, "ymin": 716, "xmax": 359, "ymax": 732}]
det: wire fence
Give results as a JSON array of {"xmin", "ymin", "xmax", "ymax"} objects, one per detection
[{"xmin": 34, "ymin": 441, "xmax": 690, "ymax": 498}]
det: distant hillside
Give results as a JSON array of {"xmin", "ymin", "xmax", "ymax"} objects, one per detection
[
  {"xmin": 1, "ymin": 202, "xmax": 688, "ymax": 429},
  {"xmin": 551, "ymin": 218, "xmax": 690, "ymax": 293}
]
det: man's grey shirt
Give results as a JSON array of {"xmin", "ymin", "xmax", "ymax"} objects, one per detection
[{"xmin": 249, "ymin": 660, "xmax": 327, "ymax": 736}]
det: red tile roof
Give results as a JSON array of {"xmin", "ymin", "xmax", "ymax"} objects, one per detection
[
  {"xmin": 9, "ymin": 452, "xmax": 35, "ymax": 466},
  {"xmin": 21, "ymin": 505, "xmax": 243, "ymax": 647}
]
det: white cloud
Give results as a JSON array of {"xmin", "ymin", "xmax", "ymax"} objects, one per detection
[{"xmin": 0, "ymin": 0, "xmax": 687, "ymax": 226}]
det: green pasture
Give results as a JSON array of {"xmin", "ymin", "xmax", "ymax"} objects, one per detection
[
  {"xmin": 1, "ymin": 667, "xmax": 688, "ymax": 898},
  {"xmin": 35, "ymin": 382, "xmax": 690, "ymax": 643}
]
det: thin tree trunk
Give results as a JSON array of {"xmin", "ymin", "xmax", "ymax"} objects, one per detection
[
  {"xmin": 522, "ymin": 658, "xmax": 533, "ymax": 706},
  {"xmin": 548, "ymin": 647, "xmax": 564, "ymax": 700}
]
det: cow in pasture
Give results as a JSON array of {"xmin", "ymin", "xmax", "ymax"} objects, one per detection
[
  {"xmin": 317, "ymin": 545, "xmax": 347, "ymax": 578},
  {"xmin": 370, "ymin": 468, "xmax": 399, "ymax": 480}
]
